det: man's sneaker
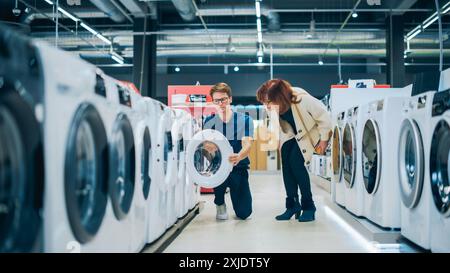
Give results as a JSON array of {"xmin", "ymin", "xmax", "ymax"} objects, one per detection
[{"xmin": 216, "ymin": 204, "xmax": 228, "ymax": 220}]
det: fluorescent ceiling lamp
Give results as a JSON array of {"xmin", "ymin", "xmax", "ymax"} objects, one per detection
[
  {"xmin": 443, "ymin": 1, "xmax": 450, "ymax": 14},
  {"xmin": 256, "ymin": 18, "xmax": 262, "ymax": 33},
  {"xmin": 111, "ymin": 53, "xmax": 124, "ymax": 64},
  {"xmin": 44, "ymin": 0, "xmax": 54, "ymax": 5},
  {"xmin": 96, "ymin": 34, "xmax": 112, "ymax": 45},
  {"xmin": 406, "ymin": 1, "xmax": 450, "ymax": 41},
  {"xmin": 258, "ymin": 56, "xmax": 263, "ymax": 63},
  {"xmin": 406, "ymin": 27, "xmax": 421, "ymax": 41},
  {"xmin": 257, "ymin": 32, "xmax": 262, "ymax": 43},
  {"xmin": 255, "ymin": 1, "xmax": 261, "ymax": 18},
  {"xmin": 80, "ymin": 22, "xmax": 98, "ymax": 36},
  {"xmin": 57, "ymin": 7, "xmax": 79, "ymax": 22},
  {"xmin": 423, "ymin": 14, "xmax": 438, "ymax": 29}
]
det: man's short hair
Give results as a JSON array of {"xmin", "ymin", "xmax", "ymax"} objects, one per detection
[{"xmin": 210, "ymin": 82, "xmax": 232, "ymax": 97}]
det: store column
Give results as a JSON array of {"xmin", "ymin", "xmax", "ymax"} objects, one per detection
[
  {"xmin": 386, "ymin": 14, "xmax": 405, "ymax": 87},
  {"xmin": 133, "ymin": 18, "xmax": 157, "ymax": 98}
]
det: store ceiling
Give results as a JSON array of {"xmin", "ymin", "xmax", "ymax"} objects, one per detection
[{"xmin": 1, "ymin": 0, "xmax": 449, "ymax": 65}]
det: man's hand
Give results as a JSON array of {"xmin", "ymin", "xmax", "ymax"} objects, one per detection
[
  {"xmin": 228, "ymin": 153, "xmax": 242, "ymax": 166},
  {"xmin": 315, "ymin": 140, "xmax": 328, "ymax": 155}
]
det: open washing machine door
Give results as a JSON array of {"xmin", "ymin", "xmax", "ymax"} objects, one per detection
[{"xmin": 185, "ymin": 129, "xmax": 234, "ymax": 189}]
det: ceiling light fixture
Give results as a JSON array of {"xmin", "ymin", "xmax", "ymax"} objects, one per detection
[
  {"xmin": 406, "ymin": 1, "xmax": 450, "ymax": 41},
  {"xmin": 175, "ymin": 66, "xmax": 181, "ymax": 72},
  {"xmin": 352, "ymin": 12, "xmax": 358, "ymax": 18}
]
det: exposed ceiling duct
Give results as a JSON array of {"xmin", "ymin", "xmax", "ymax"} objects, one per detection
[
  {"xmin": 89, "ymin": 0, "xmax": 127, "ymax": 22},
  {"xmin": 171, "ymin": 0, "xmax": 196, "ymax": 21},
  {"xmin": 118, "ymin": 0, "xmax": 146, "ymax": 17}
]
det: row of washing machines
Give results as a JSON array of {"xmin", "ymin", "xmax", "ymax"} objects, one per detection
[
  {"xmin": 0, "ymin": 27, "xmax": 200, "ymax": 252},
  {"xmin": 330, "ymin": 74, "xmax": 450, "ymax": 252}
]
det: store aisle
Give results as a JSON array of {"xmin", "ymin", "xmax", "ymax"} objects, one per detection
[{"xmin": 164, "ymin": 172, "xmax": 398, "ymax": 253}]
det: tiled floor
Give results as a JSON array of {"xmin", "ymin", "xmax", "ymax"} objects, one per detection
[{"xmin": 164, "ymin": 171, "xmax": 417, "ymax": 253}]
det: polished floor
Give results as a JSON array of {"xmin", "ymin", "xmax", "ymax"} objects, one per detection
[{"xmin": 164, "ymin": 171, "xmax": 417, "ymax": 253}]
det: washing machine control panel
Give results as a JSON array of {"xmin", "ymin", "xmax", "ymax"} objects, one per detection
[
  {"xmin": 95, "ymin": 74, "xmax": 106, "ymax": 97},
  {"xmin": 117, "ymin": 85, "xmax": 132, "ymax": 108},
  {"xmin": 417, "ymin": 94, "xmax": 428, "ymax": 109},
  {"xmin": 432, "ymin": 89, "xmax": 450, "ymax": 117}
]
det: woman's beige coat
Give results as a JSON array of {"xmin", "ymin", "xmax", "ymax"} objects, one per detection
[{"xmin": 273, "ymin": 87, "xmax": 332, "ymax": 165}]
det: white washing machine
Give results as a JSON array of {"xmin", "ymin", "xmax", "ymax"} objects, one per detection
[
  {"xmin": 398, "ymin": 91, "xmax": 436, "ymax": 250},
  {"xmin": 331, "ymin": 111, "xmax": 347, "ymax": 207},
  {"xmin": 162, "ymin": 107, "xmax": 178, "ymax": 229},
  {"xmin": 128, "ymin": 90, "xmax": 151, "ymax": 252},
  {"xmin": 140, "ymin": 97, "xmax": 158, "ymax": 244},
  {"xmin": 0, "ymin": 28, "xmax": 45, "ymax": 252},
  {"xmin": 37, "ymin": 42, "xmax": 125, "ymax": 252},
  {"xmin": 429, "ymin": 89, "xmax": 450, "ymax": 253},
  {"xmin": 184, "ymin": 117, "xmax": 201, "ymax": 211},
  {"xmin": 172, "ymin": 109, "xmax": 189, "ymax": 219},
  {"xmin": 360, "ymin": 96, "xmax": 407, "ymax": 229},
  {"xmin": 144, "ymin": 99, "xmax": 164, "ymax": 244},
  {"xmin": 146, "ymin": 101, "xmax": 174, "ymax": 242},
  {"xmin": 343, "ymin": 106, "xmax": 365, "ymax": 217}
]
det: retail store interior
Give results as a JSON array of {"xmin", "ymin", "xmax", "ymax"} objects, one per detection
[{"xmin": 0, "ymin": 0, "xmax": 449, "ymax": 253}]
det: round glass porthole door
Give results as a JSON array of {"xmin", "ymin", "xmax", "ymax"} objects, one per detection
[
  {"xmin": 141, "ymin": 127, "xmax": 151, "ymax": 200},
  {"xmin": 109, "ymin": 113, "xmax": 135, "ymax": 220},
  {"xmin": 0, "ymin": 89, "xmax": 44, "ymax": 252},
  {"xmin": 430, "ymin": 120, "xmax": 450, "ymax": 217},
  {"xmin": 331, "ymin": 126, "xmax": 342, "ymax": 183},
  {"xmin": 361, "ymin": 119, "xmax": 381, "ymax": 195},
  {"xmin": 342, "ymin": 123, "xmax": 356, "ymax": 188},
  {"xmin": 65, "ymin": 103, "xmax": 108, "ymax": 244},
  {"xmin": 193, "ymin": 141, "xmax": 222, "ymax": 176},
  {"xmin": 186, "ymin": 129, "xmax": 233, "ymax": 189},
  {"xmin": 398, "ymin": 119, "xmax": 424, "ymax": 209}
]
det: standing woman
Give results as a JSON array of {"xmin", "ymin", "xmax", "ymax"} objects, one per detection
[{"xmin": 256, "ymin": 79, "xmax": 332, "ymax": 222}]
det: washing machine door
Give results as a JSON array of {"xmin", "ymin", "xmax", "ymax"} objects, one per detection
[
  {"xmin": 0, "ymin": 87, "xmax": 44, "ymax": 252},
  {"xmin": 185, "ymin": 129, "xmax": 233, "ymax": 189},
  {"xmin": 109, "ymin": 113, "xmax": 135, "ymax": 220},
  {"xmin": 361, "ymin": 119, "xmax": 382, "ymax": 195},
  {"xmin": 430, "ymin": 119, "xmax": 450, "ymax": 217},
  {"xmin": 331, "ymin": 125, "xmax": 343, "ymax": 183},
  {"xmin": 65, "ymin": 103, "xmax": 108, "ymax": 244},
  {"xmin": 398, "ymin": 119, "xmax": 424, "ymax": 209},
  {"xmin": 342, "ymin": 123, "xmax": 356, "ymax": 188}
]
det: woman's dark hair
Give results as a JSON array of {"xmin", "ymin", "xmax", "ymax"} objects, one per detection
[{"xmin": 256, "ymin": 79, "xmax": 299, "ymax": 114}]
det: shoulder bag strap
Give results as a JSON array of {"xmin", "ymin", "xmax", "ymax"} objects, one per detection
[{"xmin": 292, "ymin": 102, "xmax": 316, "ymax": 148}]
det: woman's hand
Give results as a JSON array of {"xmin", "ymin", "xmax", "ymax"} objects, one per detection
[
  {"xmin": 315, "ymin": 140, "xmax": 328, "ymax": 155},
  {"xmin": 228, "ymin": 153, "xmax": 242, "ymax": 166}
]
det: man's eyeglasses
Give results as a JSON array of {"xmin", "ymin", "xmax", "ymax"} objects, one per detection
[{"xmin": 213, "ymin": 97, "xmax": 229, "ymax": 104}]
